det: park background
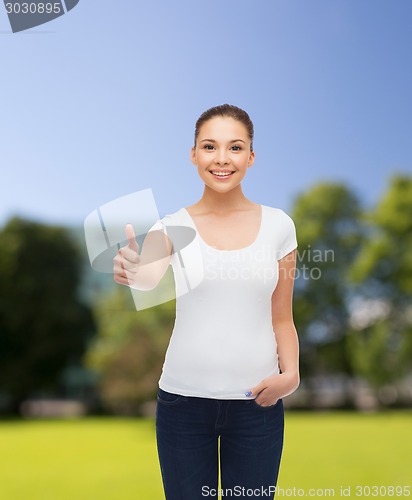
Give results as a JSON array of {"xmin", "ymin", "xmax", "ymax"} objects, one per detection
[{"xmin": 0, "ymin": 0, "xmax": 411, "ymax": 498}]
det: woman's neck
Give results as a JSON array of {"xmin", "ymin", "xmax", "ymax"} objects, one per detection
[{"xmin": 193, "ymin": 185, "xmax": 255, "ymax": 214}]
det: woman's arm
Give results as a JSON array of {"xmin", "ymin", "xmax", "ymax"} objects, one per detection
[
  {"xmin": 246, "ymin": 248, "xmax": 300, "ymax": 406},
  {"xmin": 271, "ymin": 248, "xmax": 300, "ymax": 390}
]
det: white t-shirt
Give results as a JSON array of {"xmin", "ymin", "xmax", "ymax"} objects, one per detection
[{"xmin": 149, "ymin": 204, "xmax": 298, "ymax": 399}]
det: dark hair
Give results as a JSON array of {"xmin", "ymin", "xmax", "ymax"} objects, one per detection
[{"xmin": 194, "ymin": 104, "xmax": 254, "ymax": 152}]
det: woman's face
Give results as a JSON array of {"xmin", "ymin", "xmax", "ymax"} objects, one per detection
[{"xmin": 190, "ymin": 116, "xmax": 255, "ymax": 192}]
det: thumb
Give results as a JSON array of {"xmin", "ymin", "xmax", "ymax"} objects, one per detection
[
  {"xmin": 125, "ymin": 223, "xmax": 139, "ymax": 252},
  {"xmin": 245, "ymin": 381, "xmax": 265, "ymax": 397}
]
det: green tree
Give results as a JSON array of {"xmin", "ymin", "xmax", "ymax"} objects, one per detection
[
  {"xmin": 346, "ymin": 174, "xmax": 412, "ymax": 398},
  {"xmin": 291, "ymin": 183, "xmax": 364, "ymax": 384},
  {"xmin": 0, "ymin": 217, "xmax": 95, "ymax": 414},
  {"xmin": 84, "ymin": 286, "xmax": 175, "ymax": 415}
]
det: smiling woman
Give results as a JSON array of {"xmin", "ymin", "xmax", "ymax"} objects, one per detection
[{"xmin": 113, "ymin": 104, "xmax": 299, "ymax": 500}]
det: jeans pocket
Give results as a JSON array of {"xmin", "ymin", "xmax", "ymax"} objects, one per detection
[{"xmin": 157, "ymin": 388, "xmax": 185, "ymax": 406}]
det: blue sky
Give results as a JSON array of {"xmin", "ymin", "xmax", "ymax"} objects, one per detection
[{"xmin": 0, "ymin": 0, "xmax": 411, "ymax": 227}]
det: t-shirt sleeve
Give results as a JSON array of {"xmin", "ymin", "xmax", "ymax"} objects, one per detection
[
  {"xmin": 147, "ymin": 218, "xmax": 165, "ymax": 233},
  {"xmin": 145, "ymin": 214, "xmax": 175, "ymax": 255},
  {"xmin": 146, "ymin": 215, "xmax": 170, "ymax": 236},
  {"xmin": 277, "ymin": 210, "xmax": 298, "ymax": 260}
]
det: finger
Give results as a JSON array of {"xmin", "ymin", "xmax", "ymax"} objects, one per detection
[
  {"xmin": 126, "ymin": 223, "xmax": 140, "ymax": 252},
  {"xmin": 114, "ymin": 274, "xmax": 134, "ymax": 286},
  {"xmin": 115, "ymin": 265, "xmax": 135, "ymax": 283},
  {"xmin": 115, "ymin": 248, "xmax": 136, "ymax": 270},
  {"xmin": 114, "ymin": 260, "xmax": 134, "ymax": 285},
  {"xmin": 120, "ymin": 245, "xmax": 141, "ymax": 264},
  {"xmin": 123, "ymin": 267, "xmax": 137, "ymax": 286},
  {"xmin": 114, "ymin": 251, "xmax": 127, "ymax": 273},
  {"xmin": 256, "ymin": 398, "xmax": 277, "ymax": 407},
  {"xmin": 249, "ymin": 380, "xmax": 267, "ymax": 397},
  {"xmin": 116, "ymin": 256, "xmax": 139, "ymax": 276},
  {"xmin": 113, "ymin": 261, "xmax": 129, "ymax": 275},
  {"xmin": 114, "ymin": 257, "xmax": 137, "ymax": 280},
  {"xmin": 245, "ymin": 384, "xmax": 260, "ymax": 397}
]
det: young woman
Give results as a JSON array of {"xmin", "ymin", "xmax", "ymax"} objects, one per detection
[{"xmin": 113, "ymin": 104, "xmax": 299, "ymax": 499}]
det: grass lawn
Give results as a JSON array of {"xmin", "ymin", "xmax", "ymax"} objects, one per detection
[
  {"xmin": 0, "ymin": 410, "xmax": 411, "ymax": 499},
  {"xmin": 278, "ymin": 410, "xmax": 411, "ymax": 497}
]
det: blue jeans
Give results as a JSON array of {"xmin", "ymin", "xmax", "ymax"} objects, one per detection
[{"xmin": 156, "ymin": 388, "xmax": 284, "ymax": 499}]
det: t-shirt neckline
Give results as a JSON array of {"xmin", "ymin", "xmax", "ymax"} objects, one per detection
[{"xmin": 181, "ymin": 204, "xmax": 265, "ymax": 252}]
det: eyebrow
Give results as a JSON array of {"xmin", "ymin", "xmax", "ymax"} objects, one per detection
[{"xmin": 200, "ymin": 139, "xmax": 246, "ymax": 144}]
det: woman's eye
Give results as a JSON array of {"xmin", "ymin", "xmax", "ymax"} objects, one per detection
[
  {"xmin": 203, "ymin": 144, "xmax": 215, "ymax": 150},
  {"xmin": 231, "ymin": 145, "xmax": 242, "ymax": 151}
]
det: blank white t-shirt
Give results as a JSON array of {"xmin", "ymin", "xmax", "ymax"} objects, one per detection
[{"xmin": 149, "ymin": 204, "xmax": 298, "ymax": 399}]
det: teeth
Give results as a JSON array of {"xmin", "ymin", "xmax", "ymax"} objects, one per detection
[{"xmin": 211, "ymin": 171, "xmax": 232, "ymax": 176}]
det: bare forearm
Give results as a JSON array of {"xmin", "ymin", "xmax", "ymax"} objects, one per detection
[
  {"xmin": 274, "ymin": 321, "xmax": 300, "ymax": 388},
  {"xmin": 131, "ymin": 256, "xmax": 170, "ymax": 291}
]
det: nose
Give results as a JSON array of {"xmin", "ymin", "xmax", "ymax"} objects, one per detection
[{"xmin": 215, "ymin": 150, "xmax": 230, "ymax": 165}]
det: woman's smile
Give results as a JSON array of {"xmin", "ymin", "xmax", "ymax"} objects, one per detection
[{"xmin": 209, "ymin": 169, "xmax": 236, "ymax": 180}]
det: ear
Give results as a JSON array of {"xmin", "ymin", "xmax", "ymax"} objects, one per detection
[
  {"xmin": 190, "ymin": 146, "xmax": 197, "ymax": 166},
  {"xmin": 247, "ymin": 150, "xmax": 255, "ymax": 168}
]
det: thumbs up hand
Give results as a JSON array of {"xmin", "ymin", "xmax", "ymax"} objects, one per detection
[{"xmin": 113, "ymin": 224, "xmax": 141, "ymax": 287}]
